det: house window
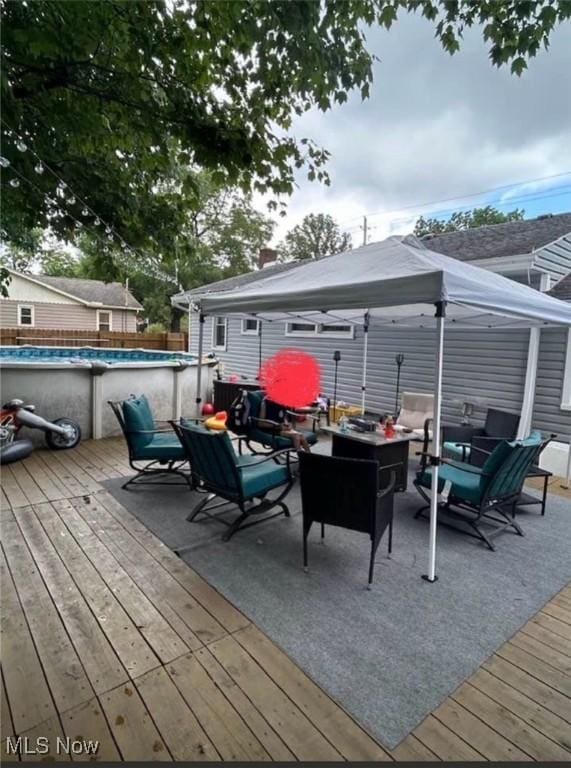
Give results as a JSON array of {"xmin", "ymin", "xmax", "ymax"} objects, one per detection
[
  {"xmin": 241, "ymin": 318, "xmax": 260, "ymax": 335},
  {"xmin": 561, "ymin": 329, "xmax": 571, "ymax": 410},
  {"xmin": 97, "ymin": 310, "xmax": 112, "ymax": 332},
  {"xmin": 285, "ymin": 321, "xmax": 354, "ymax": 338},
  {"xmin": 213, "ymin": 316, "xmax": 227, "ymax": 350},
  {"xmin": 285, "ymin": 322, "xmax": 318, "ymax": 337},
  {"xmin": 319, "ymin": 323, "xmax": 354, "ymax": 339},
  {"xmin": 18, "ymin": 305, "xmax": 34, "ymax": 326}
]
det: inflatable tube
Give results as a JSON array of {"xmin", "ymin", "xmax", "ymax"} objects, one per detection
[{"xmin": 0, "ymin": 439, "xmax": 34, "ymax": 465}]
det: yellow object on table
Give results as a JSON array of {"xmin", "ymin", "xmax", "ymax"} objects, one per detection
[
  {"xmin": 329, "ymin": 404, "xmax": 362, "ymax": 423},
  {"xmin": 204, "ymin": 411, "xmax": 228, "ymax": 431}
]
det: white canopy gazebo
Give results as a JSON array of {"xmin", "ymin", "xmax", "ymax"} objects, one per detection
[{"xmin": 183, "ymin": 235, "xmax": 571, "ymax": 581}]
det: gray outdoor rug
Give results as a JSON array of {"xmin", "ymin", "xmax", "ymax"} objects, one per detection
[{"xmin": 103, "ymin": 472, "xmax": 571, "ymax": 748}]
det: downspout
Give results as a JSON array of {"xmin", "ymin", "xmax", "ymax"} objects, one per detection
[{"xmin": 517, "ymin": 273, "xmax": 549, "ymax": 438}]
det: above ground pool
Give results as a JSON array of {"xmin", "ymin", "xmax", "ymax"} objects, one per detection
[
  {"xmin": 1, "ymin": 345, "xmax": 213, "ymax": 442},
  {"xmin": 0, "ymin": 345, "xmax": 197, "ymax": 366}
]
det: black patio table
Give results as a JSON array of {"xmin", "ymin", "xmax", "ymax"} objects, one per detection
[{"xmin": 321, "ymin": 424, "xmax": 415, "ymax": 492}]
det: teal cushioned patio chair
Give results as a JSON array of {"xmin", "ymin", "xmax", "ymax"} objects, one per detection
[
  {"xmin": 235, "ymin": 389, "xmax": 318, "ymax": 455},
  {"xmin": 414, "ymin": 431, "xmax": 544, "ymax": 550},
  {"xmin": 172, "ymin": 420, "xmax": 294, "ymax": 541},
  {"xmin": 109, "ymin": 395, "xmax": 191, "ymax": 490}
]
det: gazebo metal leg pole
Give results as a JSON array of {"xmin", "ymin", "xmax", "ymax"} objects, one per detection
[
  {"xmin": 258, "ymin": 321, "xmax": 263, "ymax": 379},
  {"xmin": 195, "ymin": 312, "xmax": 205, "ymax": 420},
  {"xmin": 361, "ymin": 311, "xmax": 370, "ymax": 414},
  {"xmin": 423, "ymin": 300, "xmax": 446, "ymax": 584}
]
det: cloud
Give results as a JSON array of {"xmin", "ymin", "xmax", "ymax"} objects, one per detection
[{"xmin": 257, "ymin": 13, "xmax": 571, "ymax": 244}]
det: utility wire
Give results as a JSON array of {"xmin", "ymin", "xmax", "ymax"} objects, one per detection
[
  {"xmin": 3, "ymin": 164, "xmax": 176, "ymax": 285},
  {"xmin": 1, "ymin": 119, "xmax": 178, "ymax": 285},
  {"xmin": 337, "ymin": 171, "xmax": 571, "ymax": 229}
]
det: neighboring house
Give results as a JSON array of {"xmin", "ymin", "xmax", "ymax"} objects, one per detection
[
  {"xmin": 173, "ymin": 212, "xmax": 571, "ymax": 460},
  {"xmin": 1, "ymin": 270, "xmax": 142, "ymax": 333}
]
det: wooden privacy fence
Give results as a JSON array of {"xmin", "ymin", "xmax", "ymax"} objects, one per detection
[{"xmin": 0, "ymin": 328, "xmax": 189, "ymax": 351}]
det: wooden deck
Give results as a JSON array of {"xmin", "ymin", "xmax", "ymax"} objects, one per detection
[{"xmin": 1, "ymin": 438, "xmax": 570, "ymax": 762}]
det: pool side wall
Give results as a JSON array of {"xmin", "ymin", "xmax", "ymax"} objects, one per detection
[{"xmin": 1, "ymin": 361, "xmax": 214, "ymax": 444}]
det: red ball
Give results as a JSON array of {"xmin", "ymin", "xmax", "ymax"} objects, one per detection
[
  {"xmin": 260, "ymin": 349, "xmax": 321, "ymax": 408},
  {"xmin": 201, "ymin": 403, "xmax": 215, "ymax": 415}
]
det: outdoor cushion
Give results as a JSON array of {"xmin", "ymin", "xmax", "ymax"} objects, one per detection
[
  {"xmin": 239, "ymin": 458, "xmax": 290, "ymax": 498},
  {"xmin": 443, "ymin": 441, "xmax": 470, "ymax": 461},
  {"xmin": 519, "ymin": 430, "xmax": 542, "ymax": 447},
  {"xmin": 122, "ymin": 396, "xmax": 155, "ymax": 451},
  {"xmin": 246, "ymin": 390, "xmax": 265, "ymax": 419},
  {"xmin": 135, "ymin": 432, "xmax": 186, "ymax": 460},
  {"xmin": 397, "ymin": 392, "xmax": 434, "ymax": 430},
  {"xmin": 249, "ymin": 426, "xmax": 318, "ymax": 450},
  {"xmin": 398, "ymin": 409, "xmax": 429, "ymax": 430},
  {"xmin": 481, "ymin": 440, "xmax": 512, "ymax": 475},
  {"xmin": 417, "ymin": 463, "xmax": 484, "ymax": 505}
]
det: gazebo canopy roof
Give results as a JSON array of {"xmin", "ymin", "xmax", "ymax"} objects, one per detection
[{"xmin": 183, "ymin": 236, "xmax": 571, "ymax": 329}]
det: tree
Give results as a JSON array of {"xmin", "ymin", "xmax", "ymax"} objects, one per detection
[
  {"xmin": 69, "ymin": 176, "xmax": 275, "ymax": 327},
  {"xmin": 2, "ymin": 0, "xmax": 568, "ymax": 257},
  {"xmin": 187, "ymin": 176, "xmax": 275, "ymax": 277},
  {"xmin": 413, "ymin": 206, "xmax": 525, "ymax": 237},
  {"xmin": 279, "ymin": 213, "xmax": 351, "ymax": 261}
]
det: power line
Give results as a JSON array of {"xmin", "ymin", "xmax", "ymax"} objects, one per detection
[
  {"xmin": 338, "ymin": 184, "xmax": 571, "ymax": 234},
  {"xmin": 388, "ymin": 186, "xmax": 571, "ymax": 224},
  {"xmin": 337, "ymin": 171, "xmax": 571, "ymax": 229},
  {"xmin": 362, "ymin": 171, "xmax": 571, "ymax": 219},
  {"xmin": 3, "ymin": 164, "xmax": 175, "ymax": 285}
]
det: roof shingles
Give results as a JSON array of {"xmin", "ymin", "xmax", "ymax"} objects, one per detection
[
  {"xmin": 421, "ymin": 212, "xmax": 571, "ymax": 261},
  {"xmin": 174, "ymin": 212, "xmax": 571, "ymax": 302},
  {"xmin": 33, "ymin": 274, "xmax": 142, "ymax": 309},
  {"xmin": 548, "ymin": 272, "xmax": 571, "ymax": 302}
]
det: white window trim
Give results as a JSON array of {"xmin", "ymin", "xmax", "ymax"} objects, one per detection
[
  {"xmin": 285, "ymin": 322, "xmax": 318, "ymax": 337},
  {"xmin": 241, "ymin": 318, "xmax": 260, "ymax": 336},
  {"xmin": 318, "ymin": 323, "xmax": 355, "ymax": 339},
  {"xmin": 284, "ymin": 321, "xmax": 354, "ymax": 339},
  {"xmin": 561, "ymin": 329, "xmax": 571, "ymax": 411},
  {"xmin": 97, "ymin": 309, "xmax": 113, "ymax": 332},
  {"xmin": 212, "ymin": 316, "xmax": 228, "ymax": 351},
  {"xmin": 17, "ymin": 304, "xmax": 35, "ymax": 327}
]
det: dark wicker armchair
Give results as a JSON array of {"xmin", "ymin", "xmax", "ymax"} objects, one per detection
[
  {"xmin": 442, "ymin": 408, "xmax": 520, "ymax": 467},
  {"xmin": 299, "ymin": 453, "xmax": 395, "ymax": 588}
]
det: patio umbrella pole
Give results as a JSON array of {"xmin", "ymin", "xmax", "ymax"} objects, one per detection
[
  {"xmin": 361, "ymin": 311, "xmax": 370, "ymax": 414},
  {"xmin": 423, "ymin": 300, "xmax": 446, "ymax": 583},
  {"xmin": 195, "ymin": 312, "xmax": 205, "ymax": 420}
]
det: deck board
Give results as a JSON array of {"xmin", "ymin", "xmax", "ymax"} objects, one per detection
[{"xmin": 1, "ymin": 439, "xmax": 570, "ymax": 761}]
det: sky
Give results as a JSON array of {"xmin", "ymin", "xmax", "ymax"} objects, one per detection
[{"xmin": 258, "ymin": 12, "xmax": 571, "ymax": 247}]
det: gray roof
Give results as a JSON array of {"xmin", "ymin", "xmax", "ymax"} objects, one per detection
[
  {"xmin": 174, "ymin": 212, "xmax": 571, "ymax": 300},
  {"xmin": 421, "ymin": 212, "xmax": 571, "ymax": 261},
  {"xmin": 36, "ymin": 274, "xmax": 142, "ymax": 309},
  {"xmin": 178, "ymin": 260, "xmax": 302, "ymax": 298},
  {"xmin": 548, "ymin": 272, "xmax": 571, "ymax": 302}
]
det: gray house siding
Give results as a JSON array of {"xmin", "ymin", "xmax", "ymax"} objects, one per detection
[
  {"xmin": 0, "ymin": 300, "xmax": 138, "ymax": 332},
  {"xmin": 533, "ymin": 328, "xmax": 571, "ymax": 438},
  {"xmin": 535, "ymin": 235, "xmax": 571, "ymax": 284},
  {"xmin": 192, "ymin": 314, "xmax": 559, "ymax": 432}
]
